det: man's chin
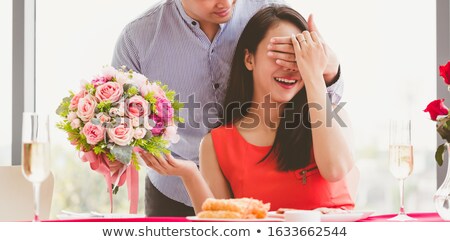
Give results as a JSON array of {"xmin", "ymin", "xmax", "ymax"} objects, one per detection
[{"xmin": 212, "ymin": 14, "xmax": 233, "ymax": 24}]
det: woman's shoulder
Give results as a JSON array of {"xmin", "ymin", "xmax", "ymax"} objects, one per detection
[{"xmin": 210, "ymin": 123, "xmax": 235, "ymax": 136}]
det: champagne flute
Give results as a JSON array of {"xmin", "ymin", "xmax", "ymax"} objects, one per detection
[
  {"xmin": 388, "ymin": 119, "xmax": 416, "ymax": 221},
  {"xmin": 21, "ymin": 113, "xmax": 51, "ymax": 222}
]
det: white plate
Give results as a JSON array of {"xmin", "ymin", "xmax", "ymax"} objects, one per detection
[
  {"xmin": 57, "ymin": 211, "xmax": 145, "ymax": 219},
  {"xmin": 267, "ymin": 210, "xmax": 375, "ymax": 222},
  {"xmin": 353, "ymin": 210, "xmax": 376, "ymax": 220},
  {"xmin": 267, "ymin": 211, "xmax": 284, "ymax": 219},
  {"xmin": 186, "ymin": 216, "xmax": 284, "ymax": 222},
  {"xmin": 321, "ymin": 212, "xmax": 364, "ymax": 222}
]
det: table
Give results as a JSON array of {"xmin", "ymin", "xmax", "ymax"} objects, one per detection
[
  {"xmin": 46, "ymin": 212, "xmax": 446, "ymax": 222},
  {"xmin": 358, "ymin": 212, "xmax": 446, "ymax": 222}
]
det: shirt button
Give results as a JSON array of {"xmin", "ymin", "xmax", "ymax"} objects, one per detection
[
  {"xmin": 191, "ymin": 21, "xmax": 197, "ymax": 26},
  {"xmin": 213, "ymin": 83, "xmax": 220, "ymax": 89}
]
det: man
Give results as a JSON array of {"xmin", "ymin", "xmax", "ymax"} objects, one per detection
[{"xmin": 112, "ymin": 0, "xmax": 343, "ymax": 216}]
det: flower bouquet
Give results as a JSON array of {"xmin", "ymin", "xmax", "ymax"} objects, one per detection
[
  {"xmin": 423, "ymin": 61, "xmax": 450, "ymax": 166},
  {"xmin": 56, "ymin": 66, "xmax": 183, "ymax": 213}
]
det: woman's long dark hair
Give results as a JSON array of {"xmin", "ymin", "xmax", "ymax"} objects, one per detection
[{"xmin": 220, "ymin": 5, "xmax": 312, "ymax": 171}]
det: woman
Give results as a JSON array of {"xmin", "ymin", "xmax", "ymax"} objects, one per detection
[{"xmin": 141, "ymin": 5, "xmax": 359, "ymax": 213}]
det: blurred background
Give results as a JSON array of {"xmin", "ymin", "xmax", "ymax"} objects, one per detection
[{"xmin": 0, "ymin": 0, "xmax": 439, "ymax": 217}]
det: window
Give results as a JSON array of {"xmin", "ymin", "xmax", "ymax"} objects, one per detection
[
  {"xmin": 286, "ymin": 0, "xmax": 436, "ymax": 213},
  {"xmin": 0, "ymin": 0, "xmax": 13, "ymax": 166}
]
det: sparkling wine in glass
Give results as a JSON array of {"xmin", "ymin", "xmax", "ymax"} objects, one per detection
[
  {"xmin": 388, "ymin": 120, "xmax": 416, "ymax": 221},
  {"xmin": 21, "ymin": 113, "xmax": 51, "ymax": 222}
]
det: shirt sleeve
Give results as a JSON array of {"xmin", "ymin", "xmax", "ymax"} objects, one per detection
[
  {"xmin": 326, "ymin": 66, "xmax": 344, "ymax": 105},
  {"xmin": 111, "ymin": 27, "xmax": 141, "ymax": 72}
]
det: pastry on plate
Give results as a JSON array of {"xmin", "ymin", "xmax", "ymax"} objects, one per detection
[{"xmin": 197, "ymin": 197, "xmax": 270, "ymax": 219}]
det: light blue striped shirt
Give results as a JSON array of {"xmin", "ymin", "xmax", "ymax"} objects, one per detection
[{"xmin": 112, "ymin": 0, "xmax": 344, "ymax": 206}]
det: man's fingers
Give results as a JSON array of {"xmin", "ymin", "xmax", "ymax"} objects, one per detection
[
  {"xmin": 311, "ymin": 32, "xmax": 320, "ymax": 43},
  {"xmin": 270, "ymin": 36, "xmax": 292, "ymax": 44},
  {"xmin": 307, "ymin": 14, "xmax": 323, "ymax": 40},
  {"xmin": 268, "ymin": 43, "xmax": 294, "ymax": 53},
  {"xmin": 276, "ymin": 58, "xmax": 298, "ymax": 70},
  {"xmin": 267, "ymin": 51, "xmax": 296, "ymax": 62}
]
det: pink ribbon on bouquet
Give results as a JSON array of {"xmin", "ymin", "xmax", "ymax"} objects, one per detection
[{"xmin": 81, "ymin": 151, "xmax": 138, "ymax": 214}]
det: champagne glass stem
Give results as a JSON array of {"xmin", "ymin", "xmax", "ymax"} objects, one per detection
[
  {"xmin": 33, "ymin": 182, "xmax": 41, "ymax": 222},
  {"xmin": 398, "ymin": 178, "xmax": 405, "ymax": 215}
]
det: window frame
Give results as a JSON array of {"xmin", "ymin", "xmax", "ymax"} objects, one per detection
[
  {"xmin": 436, "ymin": 0, "xmax": 450, "ymax": 187},
  {"xmin": 12, "ymin": 0, "xmax": 35, "ymax": 165}
]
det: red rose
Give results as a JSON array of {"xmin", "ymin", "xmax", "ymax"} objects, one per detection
[
  {"xmin": 424, "ymin": 99, "xmax": 449, "ymax": 121},
  {"xmin": 440, "ymin": 61, "xmax": 450, "ymax": 85}
]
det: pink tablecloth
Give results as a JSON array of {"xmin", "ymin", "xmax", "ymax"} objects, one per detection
[
  {"xmin": 46, "ymin": 217, "xmax": 190, "ymax": 222},
  {"xmin": 358, "ymin": 212, "xmax": 446, "ymax": 222},
  {"xmin": 45, "ymin": 213, "xmax": 447, "ymax": 222}
]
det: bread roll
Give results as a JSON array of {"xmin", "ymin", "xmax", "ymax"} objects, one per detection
[{"xmin": 199, "ymin": 198, "xmax": 270, "ymax": 219}]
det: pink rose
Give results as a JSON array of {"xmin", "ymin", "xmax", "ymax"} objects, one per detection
[
  {"xmin": 92, "ymin": 76, "xmax": 109, "ymax": 87},
  {"xmin": 70, "ymin": 90, "xmax": 87, "ymax": 111},
  {"xmin": 150, "ymin": 118, "xmax": 165, "ymax": 136},
  {"xmin": 95, "ymin": 82, "xmax": 123, "ymax": 102},
  {"xmin": 67, "ymin": 112, "xmax": 78, "ymax": 122},
  {"xmin": 76, "ymin": 94, "xmax": 97, "ymax": 122},
  {"xmin": 109, "ymin": 108, "xmax": 119, "ymax": 117},
  {"xmin": 133, "ymin": 128, "xmax": 147, "ymax": 139},
  {"xmin": 126, "ymin": 96, "xmax": 149, "ymax": 118},
  {"xmin": 440, "ymin": 61, "xmax": 450, "ymax": 85},
  {"xmin": 140, "ymin": 82, "xmax": 167, "ymax": 99},
  {"xmin": 155, "ymin": 97, "xmax": 174, "ymax": 123},
  {"xmin": 424, "ymin": 99, "xmax": 449, "ymax": 121},
  {"xmin": 107, "ymin": 121, "xmax": 134, "ymax": 146},
  {"xmin": 82, "ymin": 121, "xmax": 105, "ymax": 145},
  {"xmin": 96, "ymin": 112, "xmax": 111, "ymax": 124},
  {"xmin": 70, "ymin": 118, "xmax": 81, "ymax": 129}
]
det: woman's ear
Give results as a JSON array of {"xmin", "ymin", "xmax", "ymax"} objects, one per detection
[{"xmin": 244, "ymin": 49, "xmax": 254, "ymax": 71}]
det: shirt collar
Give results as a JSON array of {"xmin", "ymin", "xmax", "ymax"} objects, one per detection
[{"xmin": 175, "ymin": 0, "xmax": 228, "ymax": 31}]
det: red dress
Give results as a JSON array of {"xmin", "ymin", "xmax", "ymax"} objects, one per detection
[{"xmin": 210, "ymin": 124, "xmax": 355, "ymax": 211}]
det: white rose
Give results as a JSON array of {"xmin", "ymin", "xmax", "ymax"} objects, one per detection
[
  {"xmin": 133, "ymin": 128, "xmax": 146, "ymax": 139},
  {"xmin": 101, "ymin": 66, "xmax": 118, "ymax": 80},
  {"xmin": 163, "ymin": 125, "xmax": 180, "ymax": 143},
  {"xmin": 115, "ymin": 71, "xmax": 129, "ymax": 85},
  {"xmin": 132, "ymin": 73, "xmax": 148, "ymax": 87}
]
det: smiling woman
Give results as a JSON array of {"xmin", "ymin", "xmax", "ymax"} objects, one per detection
[
  {"xmin": 30, "ymin": 0, "xmax": 438, "ymax": 219},
  {"xmin": 0, "ymin": 0, "xmax": 12, "ymax": 166}
]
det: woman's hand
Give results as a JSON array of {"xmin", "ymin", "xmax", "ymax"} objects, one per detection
[
  {"xmin": 268, "ymin": 15, "xmax": 339, "ymax": 84},
  {"xmin": 139, "ymin": 151, "xmax": 198, "ymax": 179},
  {"xmin": 291, "ymin": 31, "xmax": 328, "ymax": 85}
]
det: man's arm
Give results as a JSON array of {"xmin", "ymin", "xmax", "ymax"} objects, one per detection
[{"xmin": 111, "ymin": 27, "xmax": 141, "ymax": 72}]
